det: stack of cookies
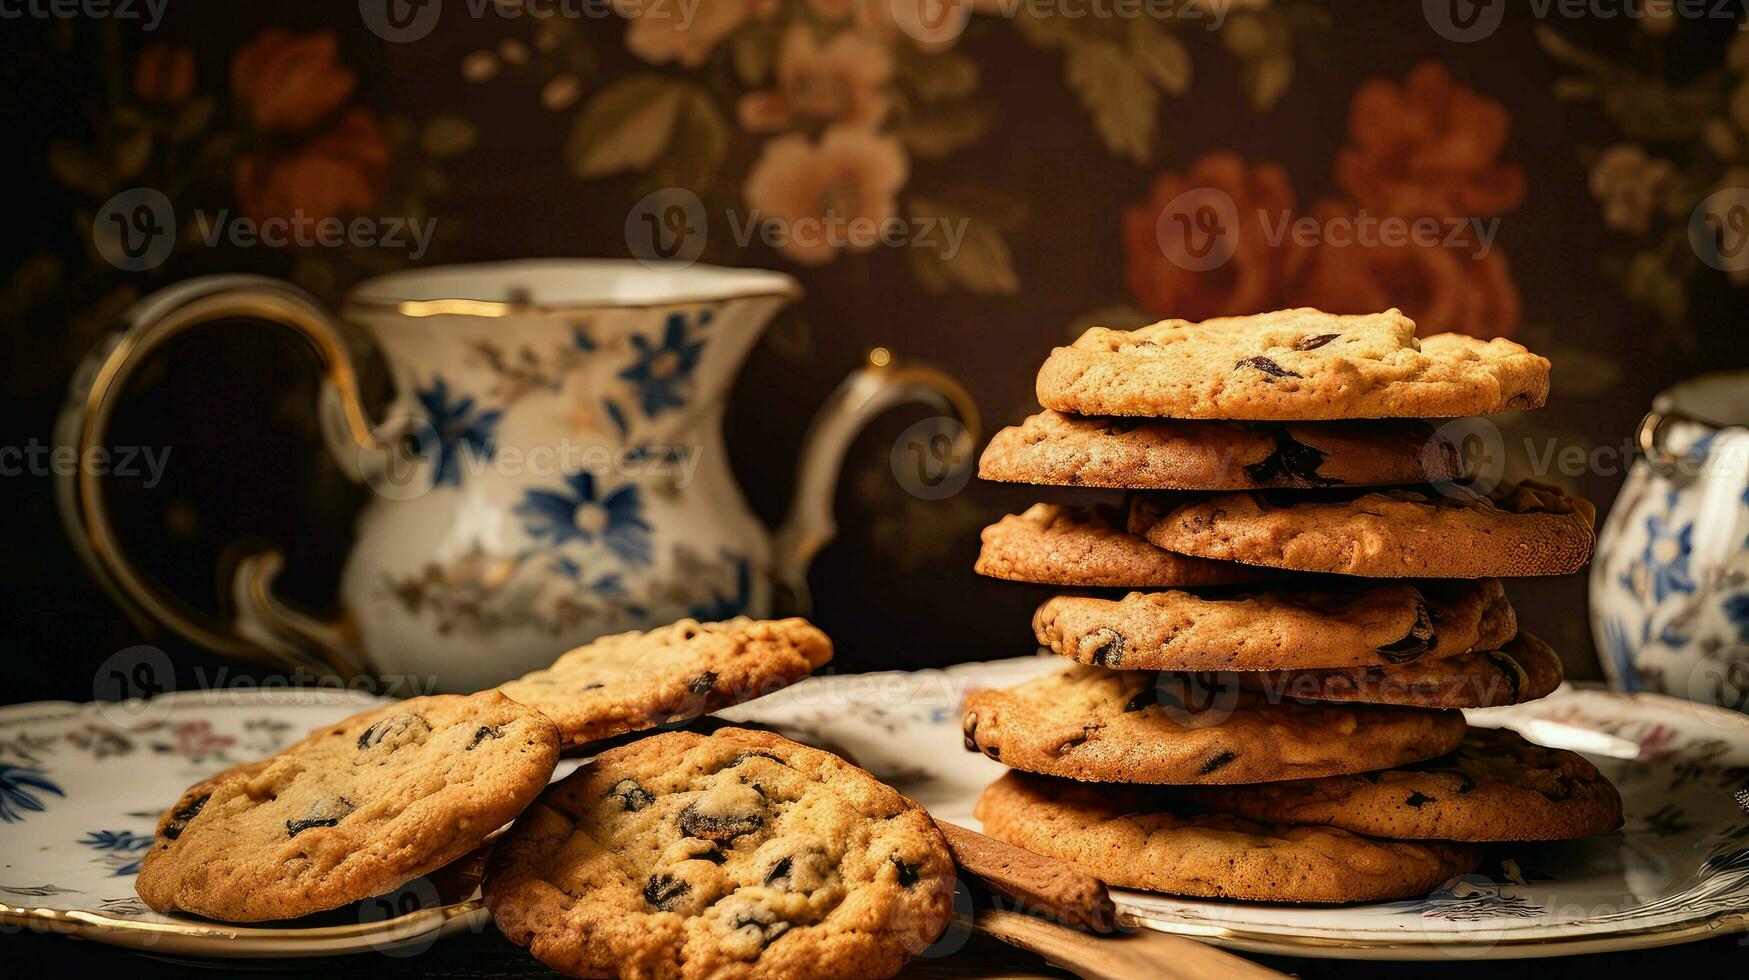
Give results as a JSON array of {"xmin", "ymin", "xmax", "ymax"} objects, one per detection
[{"xmin": 964, "ymin": 308, "xmax": 1624, "ymax": 904}]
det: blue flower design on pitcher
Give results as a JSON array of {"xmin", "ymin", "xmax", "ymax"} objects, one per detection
[
  {"xmin": 414, "ymin": 377, "xmax": 503, "ymax": 487},
  {"xmin": 516, "ymin": 471, "xmax": 653, "ymax": 566},
  {"xmin": 1632, "ymin": 500, "xmax": 1696, "ymax": 603},
  {"xmin": 1725, "ymin": 593, "xmax": 1749, "ymax": 642},
  {"xmin": 620, "ymin": 311, "xmax": 709, "ymax": 417}
]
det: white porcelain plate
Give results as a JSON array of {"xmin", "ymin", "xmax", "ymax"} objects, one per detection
[{"xmin": 5, "ymin": 659, "xmax": 1747, "ymax": 960}]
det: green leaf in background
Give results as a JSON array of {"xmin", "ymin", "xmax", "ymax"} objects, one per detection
[
  {"xmin": 907, "ymin": 196, "xmax": 1020, "ymax": 296},
  {"xmin": 731, "ymin": 18, "xmax": 781, "ymax": 88},
  {"xmin": 48, "ymin": 141, "xmax": 112, "ymax": 198},
  {"xmin": 1063, "ymin": 38, "xmax": 1156, "ymax": 164},
  {"xmin": 896, "ymin": 104, "xmax": 992, "ymax": 160},
  {"xmin": 1240, "ymin": 53, "xmax": 1293, "ymax": 113},
  {"xmin": 170, "ymin": 96, "xmax": 215, "ymax": 143},
  {"xmin": 420, "ymin": 115, "xmax": 479, "ymax": 159},
  {"xmin": 1623, "ymin": 249, "xmax": 1687, "ymax": 327},
  {"xmin": 647, "ymin": 88, "xmax": 728, "ymax": 195},
  {"xmin": 1130, "ymin": 27, "xmax": 1191, "ymax": 96},
  {"xmin": 903, "ymin": 50, "xmax": 979, "ymax": 103},
  {"xmin": 566, "ymin": 75, "xmax": 687, "ymax": 180}
]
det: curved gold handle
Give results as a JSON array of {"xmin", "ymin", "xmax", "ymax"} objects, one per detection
[
  {"xmin": 54, "ymin": 275, "xmax": 383, "ymax": 676},
  {"xmin": 771, "ymin": 348, "xmax": 980, "ymax": 612}
]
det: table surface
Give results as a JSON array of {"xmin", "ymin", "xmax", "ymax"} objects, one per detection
[{"xmin": 9, "ymin": 916, "xmax": 1744, "ymax": 976}]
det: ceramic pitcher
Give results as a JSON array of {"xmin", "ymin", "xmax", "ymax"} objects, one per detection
[
  {"xmin": 1591, "ymin": 369, "xmax": 1749, "ymax": 712},
  {"xmin": 56, "ymin": 260, "xmax": 976, "ymax": 692}
]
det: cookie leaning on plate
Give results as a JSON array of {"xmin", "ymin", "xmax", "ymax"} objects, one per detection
[
  {"xmin": 1034, "ymin": 308, "xmax": 1550, "ymax": 420},
  {"xmin": 500, "ymin": 617, "xmax": 833, "ymax": 748},
  {"xmin": 1239, "ymin": 632, "xmax": 1564, "ymax": 708},
  {"xmin": 1032, "ymin": 578, "xmax": 1515, "ymax": 671},
  {"xmin": 975, "ymin": 772, "xmax": 1480, "ymax": 903},
  {"xmin": 484, "ymin": 728, "xmax": 954, "ymax": 980},
  {"xmin": 961, "ymin": 664, "xmax": 1467, "ymax": 784},
  {"xmin": 1143, "ymin": 481, "xmax": 1597, "ymax": 578},
  {"xmin": 1185, "ymin": 727, "xmax": 1623, "ymax": 841},
  {"xmin": 980, "ymin": 410, "xmax": 1462, "ymax": 490},
  {"xmin": 135, "ymin": 691, "xmax": 560, "ymax": 922},
  {"xmin": 975, "ymin": 502, "xmax": 1262, "ymax": 588}
]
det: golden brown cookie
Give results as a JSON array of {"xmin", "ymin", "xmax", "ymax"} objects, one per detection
[
  {"xmin": 1184, "ymin": 727, "xmax": 1623, "ymax": 841},
  {"xmin": 974, "ymin": 772, "xmax": 1480, "ymax": 903},
  {"xmin": 1142, "ymin": 481, "xmax": 1597, "ymax": 578},
  {"xmin": 500, "ymin": 618, "xmax": 833, "ymax": 748},
  {"xmin": 135, "ymin": 692, "xmax": 560, "ymax": 922},
  {"xmin": 979, "ymin": 410, "xmax": 1462, "ymax": 490},
  {"xmin": 1241, "ymin": 632, "xmax": 1565, "ymax": 708},
  {"xmin": 960, "ymin": 664, "xmax": 1466, "ymax": 784},
  {"xmin": 974, "ymin": 502, "xmax": 1262, "ymax": 588},
  {"xmin": 484, "ymin": 728, "xmax": 953, "ymax": 979},
  {"xmin": 1035, "ymin": 308, "xmax": 1550, "ymax": 420},
  {"xmin": 1032, "ymin": 578, "xmax": 1515, "ymax": 671}
]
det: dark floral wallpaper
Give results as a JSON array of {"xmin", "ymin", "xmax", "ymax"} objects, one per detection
[{"xmin": 3, "ymin": 0, "xmax": 1748, "ymax": 699}]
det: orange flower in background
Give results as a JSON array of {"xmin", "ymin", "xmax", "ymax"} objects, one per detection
[
  {"xmin": 1287, "ymin": 201, "xmax": 1520, "ymax": 338},
  {"xmin": 738, "ymin": 24, "xmax": 893, "ymax": 133},
  {"xmin": 234, "ymin": 107, "xmax": 388, "ymax": 225},
  {"xmin": 1122, "ymin": 151, "xmax": 1302, "ymax": 321},
  {"xmin": 133, "ymin": 43, "xmax": 195, "ymax": 105},
  {"xmin": 743, "ymin": 126, "xmax": 909, "ymax": 266},
  {"xmin": 230, "ymin": 29, "xmax": 356, "ymax": 133},
  {"xmin": 615, "ymin": 0, "xmax": 777, "ymax": 68},
  {"xmin": 1335, "ymin": 61, "xmax": 1525, "ymax": 220}
]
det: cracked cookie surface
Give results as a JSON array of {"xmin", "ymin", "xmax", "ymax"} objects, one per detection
[
  {"xmin": 1142, "ymin": 481, "xmax": 1596, "ymax": 578},
  {"xmin": 979, "ymin": 410, "xmax": 1462, "ymax": 490},
  {"xmin": 1185, "ymin": 727, "xmax": 1622, "ymax": 841},
  {"xmin": 974, "ymin": 772, "xmax": 1480, "ymax": 903},
  {"xmin": 1034, "ymin": 308, "xmax": 1549, "ymax": 420},
  {"xmin": 483, "ymin": 728, "xmax": 953, "ymax": 980},
  {"xmin": 975, "ymin": 502, "xmax": 1262, "ymax": 588},
  {"xmin": 960, "ymin": 664, "xmax": 1466, "ymax": 784},
  {"xmin": 500, "ymin": 618, "xmax": 833, "ymax": 748},
  {"xmin": 135, "ymin": 691, "xmax": 560, "ymax": 922},
  {"xmin": 1033, "ymin": 578, "xmax": 1514, "ymax": 671},
  {"xmin": 1240, "ymin": 632, "xmax": 1564, "ymax": 708}
]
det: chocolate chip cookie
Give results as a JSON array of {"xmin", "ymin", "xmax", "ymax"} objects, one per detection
[
  {"xmin": 1241, "ymin": 632, "xmax": 1564, "ymax": 708},
  {"xmin": 975, "ymin": 502, "xmax": 1262, "ymax": 588},
  {"xmin": 1142, "ymin": 481, "xmax": 1597, "ymax": 578},
  {"xmin": 1185, "ymin": 727, "xmax": 1623, "ymax": 841},
  {"xmin": 975, "ymin": 772, "xmax": 1480, "ymax": 903},
  {"xmin": 960, "ymin": 664, "xmax": 1466, "ymax": 784},
  {"xmin": 483, "ymin": 728, "xmax": 954, "ymax": 979},
  {"xmin": 135, "ymin": 692, "xmax": 560, "ymax": 922},
  {"xmin": 1035, "ymin": 308, "xmax": 1550, "ymax": 420},
  {"xmin": 979, "ymin": 410, "xmax": 1462, "ymax": 490},
  {"xmin": 1032, "ymin": 578, "xmax": 1514, "ymax": 671},
  {"xmin": 500, "ymin": 618, "xmax": 833, "ymax": 748}
]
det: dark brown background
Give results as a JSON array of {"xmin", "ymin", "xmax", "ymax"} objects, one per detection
[{"xmin": 4, "ymin": 1, "xmax": 1748, "ymax": 701}]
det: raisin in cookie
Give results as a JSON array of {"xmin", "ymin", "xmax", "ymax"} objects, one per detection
[
  {"xmin": 1032, "ymin": 578, "xmax": 1514, "ymax": 672},
  {"xmin": 1035, "ymin": 307, "xmax": 1549, "ymax": 420},
  {"xmin": 1185, "ymin": 727, "xmax": 1623, "ymax": 841},
  {"xmin": 1143, "ymin": 481, "xmax": 1597, "ymax": 578},
  {"xmin": 960, "ymin": 664, "xmax": 1465, "ymax": 784},
  {"xmin": 980, "ymin": 410, "xmax": 1462, "ymax": 490},
  {"xmin": 135, "ymin": 692, "xmax": 559, "ymax": 922},
  {"xmin": 1241, "ymin": 632, "xmax": 1564, "ymax": 708},
  {"xmin": 483, "ymin": 728, "xmax": 954, "ymax": 980},
  {"xmin": 975, "ymin": 503, "xmax": 1262, "ymax": 588},
  {"xmin": 975, "ymin": 772, "xmax": 1479, "ymax": 903},
  {"xmin": 501, "ymin": 618, "xmax": 833, "ymax": 748}
]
